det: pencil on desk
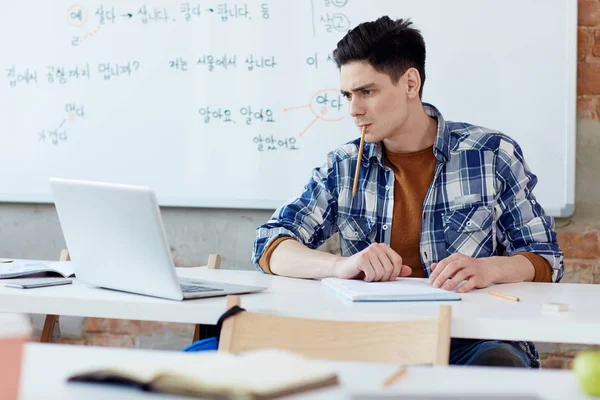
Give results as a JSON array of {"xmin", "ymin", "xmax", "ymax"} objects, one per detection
[
  {"xmin": 382, "ymin": 365, "xmax": 407, "ymax": 387},
  {"xmin": 352, "ymin": 125, "xmax": 367, "ymax": 198},
  {"xmin": 489, "ymin": 290, "xmax": 520, "ymax": 302}
]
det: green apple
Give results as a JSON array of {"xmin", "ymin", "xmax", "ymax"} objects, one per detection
[{"xmin": 573, "ymin": 350, "xmax": 600, "ymax": 396}]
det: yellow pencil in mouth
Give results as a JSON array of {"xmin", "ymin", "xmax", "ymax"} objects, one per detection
[{"xmin": 352, "ymin": 125, "xmax": 367, "ymax": 198}]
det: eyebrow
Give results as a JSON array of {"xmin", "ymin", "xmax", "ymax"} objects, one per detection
[{"xmin": 340, "ymin": 83, "xmax": 375, "ymax": 96}]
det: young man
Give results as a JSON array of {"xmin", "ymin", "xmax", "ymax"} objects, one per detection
[{"xmin": 252, "ymin": 16, "xmax": 564, "ymax": 367}]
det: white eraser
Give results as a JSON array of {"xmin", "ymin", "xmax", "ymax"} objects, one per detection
[{"xmin": 542, "ymin": 302, "xmax": 568, "ymax": 312}]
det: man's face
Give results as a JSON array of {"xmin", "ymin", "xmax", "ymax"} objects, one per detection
[{"xmin": 340, "ymin": 61, "xmax": 409, "ymax": 143}]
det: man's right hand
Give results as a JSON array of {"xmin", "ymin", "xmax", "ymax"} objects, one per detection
[{"xmin": 334, "ymin": 243, "xmax": 412, "ymax": 281}]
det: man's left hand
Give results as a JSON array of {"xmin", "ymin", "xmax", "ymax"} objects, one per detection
[{"xmin": 428, "ymin": 253, "xmax": 497, "ymax": 293}]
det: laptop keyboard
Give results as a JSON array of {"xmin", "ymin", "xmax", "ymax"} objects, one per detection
[{"xmin": 180, "ymin": 283, "xmax": 223, "ymax": 293}]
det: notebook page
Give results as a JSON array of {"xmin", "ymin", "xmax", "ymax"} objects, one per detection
[
  {"xmin": 0, "ymin": 259, "xmax": 75, "ymax": 278},
  {"xmin": 157, "ymin": 349, "xmax": 337, "ymax": 395},
  {"xmin": 322, "ymin": 277, "xmax": 461, "ymax": 300}
]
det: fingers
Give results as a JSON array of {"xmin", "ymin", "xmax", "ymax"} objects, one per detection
[
  {"xmin": 357, "ymin": 253, "xmax": 376, "ymax": 282},
  {"xmin": 428, "ymin": 253, "xmax": 459, "ymax": 285},
  {"xmin": 380, "ymin": 244, "xmax": 408, "ymax": 281},
  {"xmin": 400, "ymin": 265, "xmax": 412, "ymax": 277},
  {"xmin": 428, "ymin": 261, "xmax": 445, "ymax": 284},
  {"xmin": 380, "ymin": 244, "xmax": 404, "ymax": 268},
  {"xmin": 377, "ymin": 253, "xmax": 395, "ymax": 282},
  {"xmin": 366, "ymin": 250, "xmax": 386, "ymax": 281},
  {"xmin": 389, "ymin": 264, "xmax": 402, "ymax": 281},
  {"xmin": 358, "ymin": 243, "xmax": 403, "ymax": 282},
  {"xmin": 440, "ymin": 267, "xmax": 474, "ymax": 291},
  {"xmin": 457, "ymin": 276, "xmax": 477, "ymax": 293},
  {"xmin": 379, "ymin": 244, "xmax": 404, "ymax": 281},
  {"xmin": 431, "ymin": 261, "xmax": 463, "ymax": 289}
]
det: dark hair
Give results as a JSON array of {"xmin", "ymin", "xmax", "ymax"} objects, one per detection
[{"xmin": 333, "ymin": 16, "xmax": 426, "ymax": 99}]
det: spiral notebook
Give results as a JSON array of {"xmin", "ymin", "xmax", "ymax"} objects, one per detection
[{"xmin": 321, "ymin": 278, "xmax": 461, "ymax": 302}]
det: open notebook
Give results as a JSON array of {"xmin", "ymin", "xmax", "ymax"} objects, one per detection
[
  {"xmin": 0, "ymin": 259, "xmax": 74, "ymax": 279},
  {"xmin": 67, "ymin": 349, "xmax": 338, "ymax": 399},
  {"xmin": 321, "ymin": 277, "xmax": 461, "ymax": 302}
]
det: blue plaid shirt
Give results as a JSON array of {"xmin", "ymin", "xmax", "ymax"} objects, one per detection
[{"xmin": 252, "ymin": 103, "xmax": 564, "ymax": 367}]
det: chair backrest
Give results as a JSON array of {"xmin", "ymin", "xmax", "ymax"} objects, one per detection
[
  {"xmin": 60, "ymin": 249, "xmax": 71, "ymax": 262},
  {"xmin": 218, "ymin": 295, "xmax": 452, "ymax": 365},
  {"xmin": 205, "ymin": 254, "xmax": 221, "ymax": 269},
  {"xmin": 61, "ymin": 249, "xmax": 221, "ymax": 269}
]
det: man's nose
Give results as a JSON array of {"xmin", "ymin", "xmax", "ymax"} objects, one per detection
[{"xmin": 349, "ymin": 97, "xmax": 365, "ymax": 118}]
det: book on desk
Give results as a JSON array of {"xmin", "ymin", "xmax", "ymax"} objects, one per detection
[
  {"xmin": 0, "ymin": 259, "xmax": 74, "ymax": 279},
  {"xmin": 67, "ymin": 348, "xmax": 338, "ymax": 399}
]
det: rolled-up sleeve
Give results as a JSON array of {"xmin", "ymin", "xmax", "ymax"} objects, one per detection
[
  {"xmin": 494, "ymin": 136, "xmax": 564, "ymax": 283},
  {"xmin": 251, "ymin": 153, "xmax": 339, "ymax": 273}
]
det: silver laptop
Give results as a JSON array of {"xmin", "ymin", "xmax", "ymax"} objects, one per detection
[{"xmin": 49, "ymin": 177, "xmax": 266, "ymax": 301}]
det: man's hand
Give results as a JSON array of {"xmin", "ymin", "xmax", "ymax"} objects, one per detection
[
  {"xmin": 334, "ymin": 243, "xmax": 412, "ymax": 281},
  {"xmin": 428, "ymin": 253, "xmax": 498, "ymax": 293}
]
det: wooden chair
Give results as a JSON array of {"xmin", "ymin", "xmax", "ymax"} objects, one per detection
[
  {"xmin": 40, "ymin": 249, "xmax": 71, "ymax": 342},
  {"xmin": 191, "ymin": 254, "xmax": 221, "ymax": 341},
  {"xmin": 41, "ymin": 250, "xmax": 222, "ymax": 343},
  {"xmin": 198, "ymin": 254, "xmax": 222, "ymax": 270},
  {"xmin": 218, "ymin": 295, "xmax": 452, "ymax": 366}
]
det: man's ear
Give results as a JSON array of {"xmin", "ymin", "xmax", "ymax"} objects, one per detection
[{"xmin": 405, "ymin": 68, "xmax": 421, "ymax": 99}]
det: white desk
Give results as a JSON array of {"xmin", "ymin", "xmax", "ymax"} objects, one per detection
[
  {"xmin": 2, "ymin": 268, "xmax": 600, "ymax": 344},
  {"xmin": 20, "ymin": 343, "xmax": 591, "ymax": 400}
]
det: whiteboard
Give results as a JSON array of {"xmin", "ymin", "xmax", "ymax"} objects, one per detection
[{"xmin": 0, "ymin": 0, "xmax": 576, "ymax": 216}]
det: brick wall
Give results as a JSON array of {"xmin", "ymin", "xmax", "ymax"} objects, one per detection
[
  {"xmin": 36, "ymin": 318, "xmax": 196, "ymax": 350},
  {"xmin": 532, "ymin": 0, "xmax": 600, "ymax": 368},
  {"xmin": 578, "ymin": 0, "xmax": 600, "ymax": 116},
  {"xmin": 40, "ymin": 1, "xmax": 600, "ymax": 368}
]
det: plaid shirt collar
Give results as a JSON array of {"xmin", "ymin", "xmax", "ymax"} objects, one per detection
[{"xmin": 365, "ymin": 102, "xmax": 450, "ymax": 166}]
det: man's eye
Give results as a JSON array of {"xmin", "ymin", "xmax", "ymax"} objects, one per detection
[
  {"xmin": 343, "ymin": 93, "xmax": 352, "ymax": 100},
  {"xmin": 363, "ymin": 90, "xmax": 373, "ymax": 96}
]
